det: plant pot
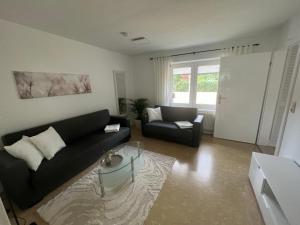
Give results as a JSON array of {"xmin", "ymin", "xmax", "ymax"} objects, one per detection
[{"xmin": 134, "ymin": 119, "xmax": 141, "ymax": 130}]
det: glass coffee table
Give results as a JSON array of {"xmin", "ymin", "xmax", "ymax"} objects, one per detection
[{"xmin": 98, "ymin": 141, "xmax": 144, "ymax": 197}]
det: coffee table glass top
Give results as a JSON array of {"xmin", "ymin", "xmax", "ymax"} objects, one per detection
[{"xmin": 97, "ymin": 141, "xmax": 144, "ymax": 196}]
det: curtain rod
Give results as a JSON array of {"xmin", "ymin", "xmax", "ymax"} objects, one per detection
[{"xmin": 149, "ymin": 43, "xmax": 260, "ymax": 60}]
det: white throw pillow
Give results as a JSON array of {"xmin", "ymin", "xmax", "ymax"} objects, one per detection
[
  {"xmin": 30, "ymin": 127, "xmax": 66, "ymax": 160},
  {"xmin": 147, "ymin": 107, "xmax": 163, "ymax": 122},
  {"xmin": 4, "ymin": 136, "xmax": 44, "ymax": 171}
]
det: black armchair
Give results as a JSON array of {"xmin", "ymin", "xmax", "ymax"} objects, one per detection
[{"xmin": 142, "ymin": 106, "xmax": 203, "ymax": 147}]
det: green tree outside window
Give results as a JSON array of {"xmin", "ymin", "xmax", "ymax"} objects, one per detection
[
  {"xmin": 173, "ymin": 73, "xmax": 219, "ymax": 92},
  {"xmin": 197, "ymin": 73, "xmax": 218, "ymax": 92}
]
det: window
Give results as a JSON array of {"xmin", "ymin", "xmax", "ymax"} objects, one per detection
[
  {"xmin": 171, "ymin": 60, "xmax": 220, "ymax": 110},
  {"xmin": 196, "ymin": 65, "xmax": 219, "ymax": 106},
  {"xmin": 172, "ymin": 67, "xmax": 191, "ymax": 104}
]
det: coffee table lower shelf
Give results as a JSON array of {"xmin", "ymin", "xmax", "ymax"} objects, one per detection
[{"xmin": 97, "ymin": 142, "xmax": 144, "ymax": 197}]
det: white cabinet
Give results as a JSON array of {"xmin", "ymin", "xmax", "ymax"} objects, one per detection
[
  {"xmin": 249, "ymin": 153, "xmax": 300, "ymax": 225},
  {"xmin": 249, "ymin": 156, "xmax": 265, "ymax": 197}
]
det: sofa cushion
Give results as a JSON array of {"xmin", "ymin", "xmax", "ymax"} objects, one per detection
[
  {"xmin": 4, "ymin": 136, "xmax": 44, "ymax": 171},
  {"xmin": 143, "ymin": 121, "xmax": 193, "ymax": 142},
  {"xmin": 30, "ymin": 127, "xmax": 66, "ymax": 160},
  {"xmin": 159, "ymin": 106, "xmax": 197, "ymax": 122},
  {"xmin": 31, "ymin": 127, "xmax": 130, "ymax": 192},
  {"xmin": 2, "ymin": 110, "xmax": 111, "ymax": 145},
  {"xmin": 52, "ymin": 110, "xmax": 111, "ymax": 144},
  {"xmin": 89, "ymin": 127, "xmax": 130, "ymax": 149}
]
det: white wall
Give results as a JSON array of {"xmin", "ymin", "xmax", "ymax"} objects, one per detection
[
  {"xmin": 133, "ymin": 55, "xmax": 156, "ymax": 104},
  {"xmin": 0, "ymin": 19, "xmax": 135, "ymax": 146},
  {"xmin": 280, "ymin": 13, "xmax": 300, "ymax": 46},
  {"xmin": 133, "ymin": 27, "xmax": 283, "ymax": 104}
]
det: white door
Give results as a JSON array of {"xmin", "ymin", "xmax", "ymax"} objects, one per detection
[
  {"xmin": 279, "ymin": 67, "xmax": 300, "ymax": 164},
  {"xmin": 214, "ymin": 52, "xmax": 272, "ymax": 143}
]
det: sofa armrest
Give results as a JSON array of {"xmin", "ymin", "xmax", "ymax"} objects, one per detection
[
  {"xmin": 109, "ymin": 115, "xmax": 130, "ymax": 128},
  {"xmin": 191, "ymin": 115, "xmax": 204, "ymax": 147},
  {"xmin": 193, "ymin": 114, "xmax": 204, "ymax": 125},
  {"xmin": 0, "ymin": 150, "xmax": 41, "ymax": 208}
]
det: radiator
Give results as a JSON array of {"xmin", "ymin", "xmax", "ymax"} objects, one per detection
[{"xmin": 199, "ymin": 110, "xmax": 216, "ymax": 134}]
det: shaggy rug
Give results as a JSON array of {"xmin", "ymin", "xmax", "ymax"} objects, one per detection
[{"xmin": 37, "ymin": 148, "xmax": 176, "ymax": 225}]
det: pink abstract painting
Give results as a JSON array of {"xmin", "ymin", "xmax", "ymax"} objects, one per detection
[{"xmin": 13, "ymin": 71, "xmax": 92, "ymax": 99}]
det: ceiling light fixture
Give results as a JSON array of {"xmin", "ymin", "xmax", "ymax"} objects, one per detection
[
  {"xmin": 120, "ymin": 32, "xmax": 128, "ymax": 37},
  {"xmin": 131, "ymin": 37, "xmax": 145, "ymax": 41},
  {"xmin": 131, "ymin": 37, "xmax": 150, "ymax": 44}
]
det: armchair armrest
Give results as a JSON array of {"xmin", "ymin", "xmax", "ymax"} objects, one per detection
[
  {"xmin": 193, "ymin": 114, "xmax": 204, "ymax": 125},
  {"xmin": 191, "ymin": 115, "xmax": 204, "ymax": 147},
  {"xmin": 109, "ymin": 115, "xmax": 130, "ymax": 128}
]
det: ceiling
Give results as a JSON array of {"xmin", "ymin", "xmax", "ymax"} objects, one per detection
[{"xmin": 0, "ymin": 0, "xmax": 300, "ymax": 55}]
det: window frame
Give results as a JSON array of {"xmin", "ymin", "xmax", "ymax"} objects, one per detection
[
  {"xmin": 171, "ymin": 62, "xmax": 194, "ymax": 106},
  {"xmin": 170, "ymin": 59, "xmax": 220, "ymax": 111}
]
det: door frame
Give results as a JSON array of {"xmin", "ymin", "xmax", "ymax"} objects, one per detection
[
  {"xmin": 113, "ymin": 70, "xmax": 127, "ymax": 115},
  {"xmin": 275, "ymin": 42, "xmax": 300, "ymax": 155}
]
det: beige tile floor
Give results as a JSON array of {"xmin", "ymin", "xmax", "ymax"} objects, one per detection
[{"xmin": 13, "ymin": 129, "xmax": 264, "ymax": 225}]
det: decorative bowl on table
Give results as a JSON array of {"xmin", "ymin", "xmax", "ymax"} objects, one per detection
[{"xmin": 100, "ymin": 151, "xmax": 123, "ymax": 168}]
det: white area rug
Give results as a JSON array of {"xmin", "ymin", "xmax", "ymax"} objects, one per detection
[{"xmin": 37, "ymin": 149, "xmax": 176, "ymax": 225}]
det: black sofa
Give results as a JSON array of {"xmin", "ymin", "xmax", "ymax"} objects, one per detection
[
  {"xmin": 0, "ymin": 109, "xmax": 130, "ymax": 209},
  {"xmin": 142, "ymin": 106, "xmax": 203, "ymax": 147}
]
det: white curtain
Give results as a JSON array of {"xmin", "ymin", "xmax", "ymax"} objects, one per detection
[
  {"xmin": 153, "ymin": 57, "xmax": 172, "ymax": 105},
  {"xmin": 222, "ymin": 45, "xmax": 257, "ymax": 57}
]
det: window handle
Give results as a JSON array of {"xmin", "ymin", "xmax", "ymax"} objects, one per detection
[{"xmin": 218, "ymin": 94, "xmax": 226, "ymax": 104}]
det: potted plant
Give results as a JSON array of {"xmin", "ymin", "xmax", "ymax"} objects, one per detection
[{"xmin": 129, "ymin": 98, "xmax": 148, "ymax": 129}]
